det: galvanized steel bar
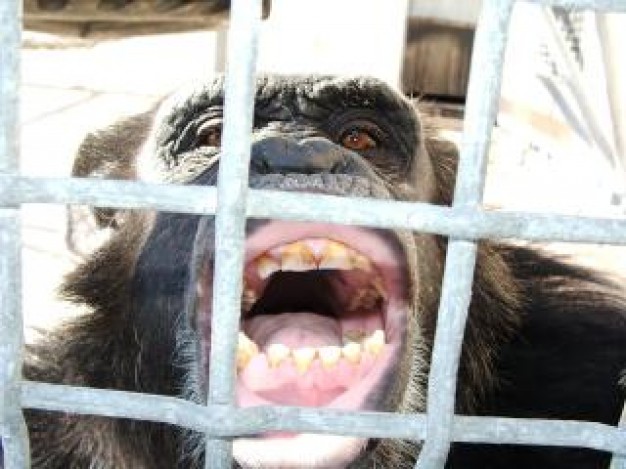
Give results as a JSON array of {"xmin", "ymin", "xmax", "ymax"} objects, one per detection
[
  {"xmin": 0, "ymin": 217, "xmax": 30, "ymax": 469},
  {"xmin": 0, "ymin": 175, "xmax": 218, "ymax": 214},
  {"xmin": 1, "ymin": 175, "xmax": 625, "ymax": 245},
  {"xmin": 18, "ymin": 381, "xmax": 626, "ymax": 455},
  {"xmin": 525, "ymin": 0, "xmax": 626, "ymax": 11},
  {"xmin": 0, "ymin": 0, "xmax": 623, "ymax": 467},
  {"xmin": 0, "ymin": 0, "xmax": 30, "ymax": 467},
  {"xmin": 414, "ymin": 241, "xmax": 480, "ymax": 469},
  {"xmin": 542, "ymin": 8, "xmax": 620, "ymax": 175},
  {"xmin": 611, "ymin": 454, "xmax": 626, "ymax": 469},
  {"xmin": 454, "ymin": 0, "xmax": 515, "ymax": 207},
  {"xmin": 609, "ymin": 405, "xmax": 626, "ymax": 469},
  {"xmin": 205, "ymin": 0, "xmax": 261, "ymax": 466},
  {"xmin": 416, "ymin": 1, "xmax": 515, "ymax": 468},
  {"xmin": 596, "ymin": 13, "xmax": 626, "ymax": 181}
]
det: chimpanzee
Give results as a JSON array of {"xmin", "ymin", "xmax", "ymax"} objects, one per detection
[{"xmin": 23, "ymin": 75, "xmax": 626, "ymax": 468}]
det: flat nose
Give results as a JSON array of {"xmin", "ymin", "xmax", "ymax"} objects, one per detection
[{"xmin": 249, "ymin": 135, "xmax": 352, "ymax": 175}]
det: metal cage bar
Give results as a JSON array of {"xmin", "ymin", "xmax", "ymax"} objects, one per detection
[
  {"xmin": 0, "ymin": 176, "xmax": 624, "ymax": 244},
  {"xmin": 417, "ymin": 2, "xmax": 514, "ymax": 466},
  {"xmin": 15, "ymin": 380, "xmax": 626, "ymax": 452},
  {"xmin": 526, "ymin": 0, "xmax": 626, "ymax": 11},
  {"xmin": 0, "ymin": 0, "xmax": 31, "ymax": 467},
  {"xmin": 0, "ymin": 0, "xmax": 625, "ymax": 468},
  {"xmin": 205, "ymin": 0, "xmax": 262, "ymax": 466}
]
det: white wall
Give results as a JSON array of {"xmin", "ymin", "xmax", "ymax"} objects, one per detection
[
  {"xmin": 256, "ymin": 0, "xmax": 409, "ymax": 88},
  {"xmin": 408, "ymin": 0, "xmax": 481, "ymax": 26}
]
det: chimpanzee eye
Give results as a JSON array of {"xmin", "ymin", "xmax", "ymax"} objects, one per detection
[
  {"xmin": 197, "ymin": 120, "xmax": 222, "ymax": 148},
  {"xmin": 339, "ymin": 127, "xmax": 378, "ymax": 151}
]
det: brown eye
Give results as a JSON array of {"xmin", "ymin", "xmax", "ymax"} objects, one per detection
[
  {"xmin": 197, "ymin": 121, "xmax": 222, "ymax": 147},
  {"xmin": 340, "ymin": 128, "xmax": 377, "ymax": 151}
]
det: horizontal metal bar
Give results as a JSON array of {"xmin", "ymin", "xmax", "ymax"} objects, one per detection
[
  {"xmin": 524, "ymin": 0, "xmax": 626, "ymax": 12},
  {"xmin": 0, "ymin": 175, "xmax": 218, "ymax": 213},
  {"xmin": 20, "ymin": 381, "xmax": 626, "ymax": 455},
  {"xmin": 1, "ymin": 175, "xmax": 624, "ymax": 245}
]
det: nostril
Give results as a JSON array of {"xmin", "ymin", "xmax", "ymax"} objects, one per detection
[{"xmin": 250, "ymin": 135, "xmax": 352, "ymax": 176}]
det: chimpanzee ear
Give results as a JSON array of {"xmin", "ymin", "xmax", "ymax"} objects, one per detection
[{"xmin": 66, "ymin": 109, "xmax": 156, "ymax": 258}]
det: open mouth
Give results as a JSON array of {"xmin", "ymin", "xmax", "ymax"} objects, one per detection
[{"xmin": 197, "ymin": 221, "xmax": 409, "ymax": 466}]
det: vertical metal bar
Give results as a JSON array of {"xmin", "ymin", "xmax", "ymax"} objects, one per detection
[
  {"xmin": 414, "ymin": 241, "xmax": 478, "ymax": 469},
  {"xmin": 384, "ymin": 0, "xmax": 410, "ymax": 89},
  {"xmin": 0, "ymin": 0, "xmax": 30, "ymax": 468},
  {"xmin": 205, "ymin": 0, "xmax": 261, "ymax": 467},
  {"xmin": 596, "ymin": 13, "xmax": 626, "ymax": 185},
  {"xmin": 0, "ymin": 217, "xmax": 29, "ymax": 469},
  {"xmin": 542, "ymin": 8, "xmax": 620, "ymax": 177},
  {"xmin": 214, "ymin": 28, "xmax": 228, "ymax": 74},
  {"xmin": 415, "ymin": 1, "xmax": 514, "ymax": 468},
  {"xmin": 609, "ymin": 405, "xmax": 626, "ymax": 469},
  {"xmin": 454, "ymin": 0, "xmax": 515, "ymax": 206}
]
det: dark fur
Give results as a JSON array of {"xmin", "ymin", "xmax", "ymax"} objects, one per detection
[{"xmin": 22, "ymin": 75, "xmax": 626, "ymax": 468}]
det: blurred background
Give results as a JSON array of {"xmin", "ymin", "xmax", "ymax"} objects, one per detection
[{"xmin": 19, "ymin": 0, "xmax": 626, "ymax": 334}]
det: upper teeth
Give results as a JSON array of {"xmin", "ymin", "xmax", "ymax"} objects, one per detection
[
  {"xmin": 257, "ymin": 256, "xmax": 281, "ymax": 280},
  {"xmin": 236, "ymin": 329, "xmax": 386, "ymax": 373},
  {"xmin": 255, "ymin": 239, "xmax": 372, "ymax": 278}
]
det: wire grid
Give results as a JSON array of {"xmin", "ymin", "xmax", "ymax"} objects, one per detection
[{"xmin": 1, "ymin": 0, "xmax": 626, "ymax": 468}]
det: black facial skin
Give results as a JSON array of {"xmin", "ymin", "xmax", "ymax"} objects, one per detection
[{"xmin": 22, "ymin": 75, "xmax": 626, "ymax": 469}]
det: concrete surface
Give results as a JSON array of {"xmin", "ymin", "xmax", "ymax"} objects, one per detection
[{"xmin": 21, "ymin": 29, "xmax": 220, "ymax": 335}]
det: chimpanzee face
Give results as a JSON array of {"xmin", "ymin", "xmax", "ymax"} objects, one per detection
[{"xmin": 124, "ymin": 75, "xmax": 439, "ymax": 467}]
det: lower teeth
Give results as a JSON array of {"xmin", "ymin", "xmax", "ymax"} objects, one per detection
[{"xmin": 236, "ymin": 329, "xmax": 386, "ymax": 372}]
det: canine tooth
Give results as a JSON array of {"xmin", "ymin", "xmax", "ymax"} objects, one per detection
[
  {"xmin": 363, "ymin": 329, "xmax": 385, "ymax": 356},
  {"xmin": 257, "ymin": 256, "xmax": 280, "ymax": 280},
  {"xmin": 342, "ymin": 342, "xmax": 362, "ymax": 364},
  {"xmin": 318, "ymin": 346, "xmax": 342, "ymax": 369},
  {"xmin": 267, "ymin": 343, "xmax": 291, "ymax": 368},
  {"xmin": 318, "ymin": 241, "xmax": 352, "ymax": 270},
  {"xmin": 293, "ymin": 347, "xmax": 316, "ymax": 374},
  {"xmin": 343, "ymin": 330, "xmax": 366, "ymax": 343},
  {"xmin": 280, "ymin": 241, "xmax": 316, "ymax": 272},
  {"xmin": 237, "ymin": 332, "xmax": 259, "ymax": 370}
]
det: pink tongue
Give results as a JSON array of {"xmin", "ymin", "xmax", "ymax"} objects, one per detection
[{"xmin": 244, "ymin": 312, "xmax": 341, "ymax": 349}]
